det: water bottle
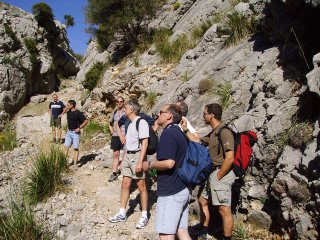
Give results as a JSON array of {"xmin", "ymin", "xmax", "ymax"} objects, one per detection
[{"xmin": 149, "ymin": 168, "xmax": 157, "ymax": 177}]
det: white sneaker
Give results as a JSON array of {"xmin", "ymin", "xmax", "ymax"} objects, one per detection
[
  {"xmin": 136, "ymin": 216, "xmax": 148, "ymax": 229},
  {"xmin": 109, "ymin": 212, "xmax": 127, "ymax": 223}
]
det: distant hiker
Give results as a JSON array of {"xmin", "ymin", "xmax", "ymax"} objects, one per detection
[
  {"xmin": 48, "ymin": 93, "xmax": 66, "ymax": 144},
  {"xmin": 108, "ymin": 97, "xmax": 126, "ymax": 182},
  {"xmin": 109, "ymin": 100, "xmax": 149, "ymax": 229},
  {"xmin": 182, "ymin": 103, "xmax": 235, "ymax": 240},
  {"xmin": 64, "ymin": 100, "xmax": 88, "ymax": 167},
  {"xmin": 144, "ymin": 104, "xmax": 191, "ymax": 240},
  {"xmin": 175, "ymin": 101, "xmax": 199, "ymax": 138}
]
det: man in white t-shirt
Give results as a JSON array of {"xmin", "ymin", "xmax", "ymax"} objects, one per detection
[{"xmin": 109, "ymin": 100, "xmax": 149, "ymax": 229}]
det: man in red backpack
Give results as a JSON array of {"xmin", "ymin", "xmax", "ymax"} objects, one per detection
[{"xmin": 182, "ymin": 103, "xmax": 235, "ymax": 240}]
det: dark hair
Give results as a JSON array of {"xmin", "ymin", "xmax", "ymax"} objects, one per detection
[
  {"xmin": 167, "ymin": 104, "xmax": 182, "ymax": 124},
  {"xmin": 68, "ymin": 100, "xmax": 76, "ymax": 107},
  {"xmin": 205, "ymin": 103, "xmax": 222, "ymax": 120},
  {"xmin": 176, "ymin": 101, "xmax": 188, "ymax": 117}
]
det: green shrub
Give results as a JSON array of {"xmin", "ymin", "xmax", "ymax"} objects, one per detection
[
  {"xmin": 233, "ymin": 222, "xmax": 246, "ymax": 240},
  {"xmin": 191, "ymin": 20, "xmax": 212, "ymax": 42},
  {"xmin": 82, "ymin": 62, "xmax": 105, "ymax": 91},
  {"xmin": 215, "ymin": 83, "xmax": 232, "ymax": 109},
  {"xmin": 172, "ymin": 2, "xmax": 181, "ymax": 11},
  {"xmin": 0, "ymin": 124, "xmax": 17, "ymax": 152},
  {"xmin": 199, "ymin": 78, "xmax": 215, "ymax": 94},
  {"xmin": 103, "ymin": 124, "xmax": 110, "ymax": 135},
  {"xmin": 4, "ymin": 23, "xmax": 21, "ymax": 50},
  {"xmin": 85, "ymin": 121, "xmax": 104, "ymax": 135},
  {"xmin": 63, "ymin": 14, "xmax": 75, "ymax": 27},
  {"xmin": 154, "ymin": 29, "xmax": 193, "ymax": 63},
  {"xmin": 224, "ymin": 12, "xmax": 258, "ymax": 47},
  {"xmin": 133, "ymin": 54, "xmax": 140, "ymax": 67},
  {"xmin": 23, "ymin": 146, "xmax": 68, "ymax": 205},
  {"xmin": 24, "ymin": 38, "xmax": 39, "ymax": 64},
  {"xmin": 145, "ymin": 91, "xmax": 157, "ymax": 109},
  {"xmin": 0, "ymin": 200, "xmax": 50, "ymax": 239},
  {"xmin": 32, "ymin": 2, "xmax": 54, "ymax": 24}
]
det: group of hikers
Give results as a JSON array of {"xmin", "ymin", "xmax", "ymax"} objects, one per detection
[{"xmin": 49, "ymin": 94, "xmax": 236, "ymax": 240}]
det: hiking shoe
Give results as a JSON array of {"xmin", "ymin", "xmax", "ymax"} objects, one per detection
[
  {"xmin": 56, "ymin": 138, "xmax": 61, "ymax": 144},
  {"xmin": 108, "ymin": 173, "xmax": 118, "ymax": 182},
  {"xmin": 109, "ymin": 212, "xmax": 126, "ymax": 223},
  {"xmin": 136, "ymin": 216, "xmax": 148, "ymax": 229}
]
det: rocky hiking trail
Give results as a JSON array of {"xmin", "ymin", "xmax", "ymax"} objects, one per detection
[{"xmin": 6, "ymin": 79, "xmax": 167, "ymax": 239}]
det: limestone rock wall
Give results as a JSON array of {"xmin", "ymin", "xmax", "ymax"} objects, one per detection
[
  {"xmin": 77, "ymin": 0, "xmax": 320, "ymax": 238},
  {"xmin": 0, "ymin": 2, "xmax": 79, "ymax": 127}
]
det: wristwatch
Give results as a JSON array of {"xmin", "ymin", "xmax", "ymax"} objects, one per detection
[{"xmin": 183, "ymin": 128, "xmax": 189, "ymax": 134}]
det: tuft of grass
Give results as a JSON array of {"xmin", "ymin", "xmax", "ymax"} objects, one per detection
[
  {"xmin": 215, "ymin": 83, "xmax": 232, "ymax": 109},
  {"xmin": 23, "ymin": 146, "xmax": 68, "ymax": 205},
  {"xmin": 0, "ymin": 200, "xmax": 50, "ymax": 239},
  {"xmin": 198, "ymin": 78, "xmax": 215, "ymax": 94},
  {"xmin": 224, "ymin": 12, "xmax": 260, "ymax": 47},
  {"xmin": 133, "ymin": 54, "xmax": 140, "ymax": 67},
  {"xmin": 191, "ymin": 20, "xmax": 212, "ymax": 42},
  {"xmin": 154, "ymin": 29, "xmax": 194, "ymax": 63},
  {"xmin": 103, "ymin": 123, "xmax": 110, "ymax": 135},
  {"xmin": 273, "ymin": 121, "xmax": 313, "ymax": 151},
  {"xmin": 172, "ymin": 2, "xmax": 181, "ymax": 11},
  {"xmin": 82, "ymin": 62, "xmax": 105, "ymax": 91},
  {"xmin": 181, "ymin": 70, "xmax": 191, "ymax": 82},
  {"xmin": 4, "ymin": 23, "xmax": 21, "ymax": 50},
  {"xmin": 233, "ymin": 222, "xmax": 272, "ymax": 239},
  {"xmin": 0, "ymin": 124, "xmax": 17, "ymax": 152},
  {"xmin": 145, "ymin": 91, "xmax": 157, "ymax": 109},
  {"xmin": 84, "ymin": 121, "xmax": 104, "ymax": 135}
]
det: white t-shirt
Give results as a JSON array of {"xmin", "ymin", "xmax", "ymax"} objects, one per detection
[
  {"xmin": 125, "ymin": 116, "xmax": 149, "ymax": 151},
  {"xmin": 179, "ymin": 116, "xmax": 197, "ymax": 134}
]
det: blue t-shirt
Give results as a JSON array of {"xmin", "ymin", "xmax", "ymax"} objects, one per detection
[
  {"xmin": 49, "ymin": 101, "xmax": 65, "ymax": 118},
  {"xmin": 156, "ymin": 123, "xmax": 188, "ymax": 196}
]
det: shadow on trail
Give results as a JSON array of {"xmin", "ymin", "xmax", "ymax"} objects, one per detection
[{"xmin": 77, "ymin": 153, "xmax": 98, "ymax": 167}]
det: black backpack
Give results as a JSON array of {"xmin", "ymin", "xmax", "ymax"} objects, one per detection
[{"xmin": 136, "ymin": 116, "xmax": 158, "ymax": 155}]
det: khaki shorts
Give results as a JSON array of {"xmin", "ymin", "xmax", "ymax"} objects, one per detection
[
  {"xmin": 209, "ymin": 169, "xmax": 235, "ymax": 206},
  {"xmin": 122, "ymin": 152, "xmax": 146, "ymax": 180},
  {"xmin": 50, "ymin": 117, "xmax": 61, "ymax": 128}
]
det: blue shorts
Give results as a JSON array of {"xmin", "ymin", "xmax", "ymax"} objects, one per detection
[
  {"xmin": 155, "ymin": 188, "xmax": 190, "ymax": 234},
  {"xmin": 64, "ymin": 130, "xmax": 80, "ymax": 149}
]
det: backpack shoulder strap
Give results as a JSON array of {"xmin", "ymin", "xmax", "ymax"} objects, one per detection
[
  {"xmin": 135, "ymin": 117, "xmax": 142, "ymax": 132},
  {"xmin": 216, "ymin": 125, "xmax": 233, "ymax": 157}
]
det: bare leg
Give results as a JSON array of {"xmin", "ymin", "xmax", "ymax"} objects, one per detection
[
  {"xmin": 73, "ymin": 149, "xmax": 79, "ymax": 164},
  {"xmin": 176, "ymin": 228, "xmax": 191, "ymax": 240},
  {"xmin": 112, "ymin": 150, "xmax": 120, "ymax": 173},
  {"xmin": 198, "ymin": 196, "xmax": 210, "ymax": 227},
  {"xmin": 218, "ymin": 205, "xmax": 233, "ymax": 237},
  {"xmin": 120, "ymin": 176, "xmax": 132, "ymax": 208},
  {"xmin": 136, "ymin": 179, "xmax": 148, "ymax": 212}
]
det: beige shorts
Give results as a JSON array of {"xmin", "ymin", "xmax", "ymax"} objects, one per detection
[
  {"xmin": 122, "ymin": 152, "xmax": 146, "ymax": 180},
  {"xmin": 50, "ymin": 117, "xmax": 61, "ymax": 128},
  {"xmin": 207, "ymin": 169, "xmax": 235, "ymax": 206}
]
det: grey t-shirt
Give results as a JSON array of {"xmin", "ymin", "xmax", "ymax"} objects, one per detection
[{"xmin": 125, "ymin": 116, "xmax": 149, "ymax": 151}]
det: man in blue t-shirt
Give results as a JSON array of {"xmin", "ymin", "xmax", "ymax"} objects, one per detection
[
  {"xmin": 48, "ymin": 93, "xmax": 66, "ymax": 143},
  {"xmin": 144, "ymin": 104, "xmax": 191, "ymax": 240}
]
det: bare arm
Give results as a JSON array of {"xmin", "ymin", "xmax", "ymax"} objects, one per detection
[
  {"xmin": 109, "ymin": 121, "xmax": 114, "ymax": 135},
  {"xmin": 217, "ymin": 150, "xmax": 234, "ymax": 180},
  {"xmin": 75, "ymin": 120, "xmax": 89, "ymax": 133},
  {"xmin": 115, "ymin": 122, "xmax": 125, "ymax": 144},
  {"xmin": 135, "ymin": 138, "xmax": 148, "ymax": 173},
  {"xmin": 150, "ymin": 159, "xmax": 175, "ymax": 171}
]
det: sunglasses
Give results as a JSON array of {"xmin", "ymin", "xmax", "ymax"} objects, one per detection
[{"xmin": 117, "ymin": 100, "xmax": 124, "ymax": 103}]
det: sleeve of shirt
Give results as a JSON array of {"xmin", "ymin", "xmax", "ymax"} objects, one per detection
[
  {"xmin": 61, "ymin": 101, "xmax": 66, "ymax": 108},
  {"xmin": 200, "ymin": 132, "xmax": 210, "ymax": 146},
  {"xmin": 78, "ymin": 111, "xmax": 86, "ymax": 124},
  {"xmin": 157, "ymin": 130, "xmax": 178, "ymax": 161},
  {"xmin": 118, "ymin": 115, "xmax": 126, "ymax": 127},
  {"xmin": 138, "ymin": 119, "xmax": 149, "ymax": 139},
  {"xmin": 221, "ymin": 129, "xmax": 234, "ymax": 152}
]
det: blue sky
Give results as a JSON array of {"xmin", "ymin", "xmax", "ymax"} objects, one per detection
[{"xmin": 4, "ymin": 0, "xmax": 90, "ymax": 54}]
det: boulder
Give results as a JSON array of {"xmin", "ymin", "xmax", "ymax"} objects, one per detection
[{"xmin": 247, "ymin": 210, "xmax": 272, "ymax": 229}]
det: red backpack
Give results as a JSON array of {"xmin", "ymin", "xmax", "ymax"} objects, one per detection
[{"xmin": 216, "ymin": 126, "xmax": 257, "ymax": 178}]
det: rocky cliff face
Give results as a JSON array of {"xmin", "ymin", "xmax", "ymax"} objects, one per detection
[
  {"xmin": 0, "ymin": 2, "xmax": 79, "ymax": 128},
  {"xmin": 79, "ymin": 0, "xmax": 320, "ymax": 238}
]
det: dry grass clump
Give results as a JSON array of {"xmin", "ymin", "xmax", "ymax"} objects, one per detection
[
  {"xmin": 198, "ymin": 78, "xmax": 215, "ymax": 94},
  {"xmin": 233, "ymin": 222, "xmax": 272, "ymax": 240}
]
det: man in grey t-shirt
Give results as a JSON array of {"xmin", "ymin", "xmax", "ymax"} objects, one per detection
[{"xmin": 109, "ymin": 100, "xmax": 149, "ymax": 229}]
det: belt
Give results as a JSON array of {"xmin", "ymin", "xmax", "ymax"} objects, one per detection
[
  {"xmin": 68, "ymin": 129, "xmax": 77, "ymax": 131},
  {"xmin": 127, "ymin": 150, "xmax": 140, "ymax": 154}
]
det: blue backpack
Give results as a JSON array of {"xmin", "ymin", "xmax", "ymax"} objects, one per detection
[{"xmin": 173, "ymin": 126, "xmax": 213, "ymax": 186}]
